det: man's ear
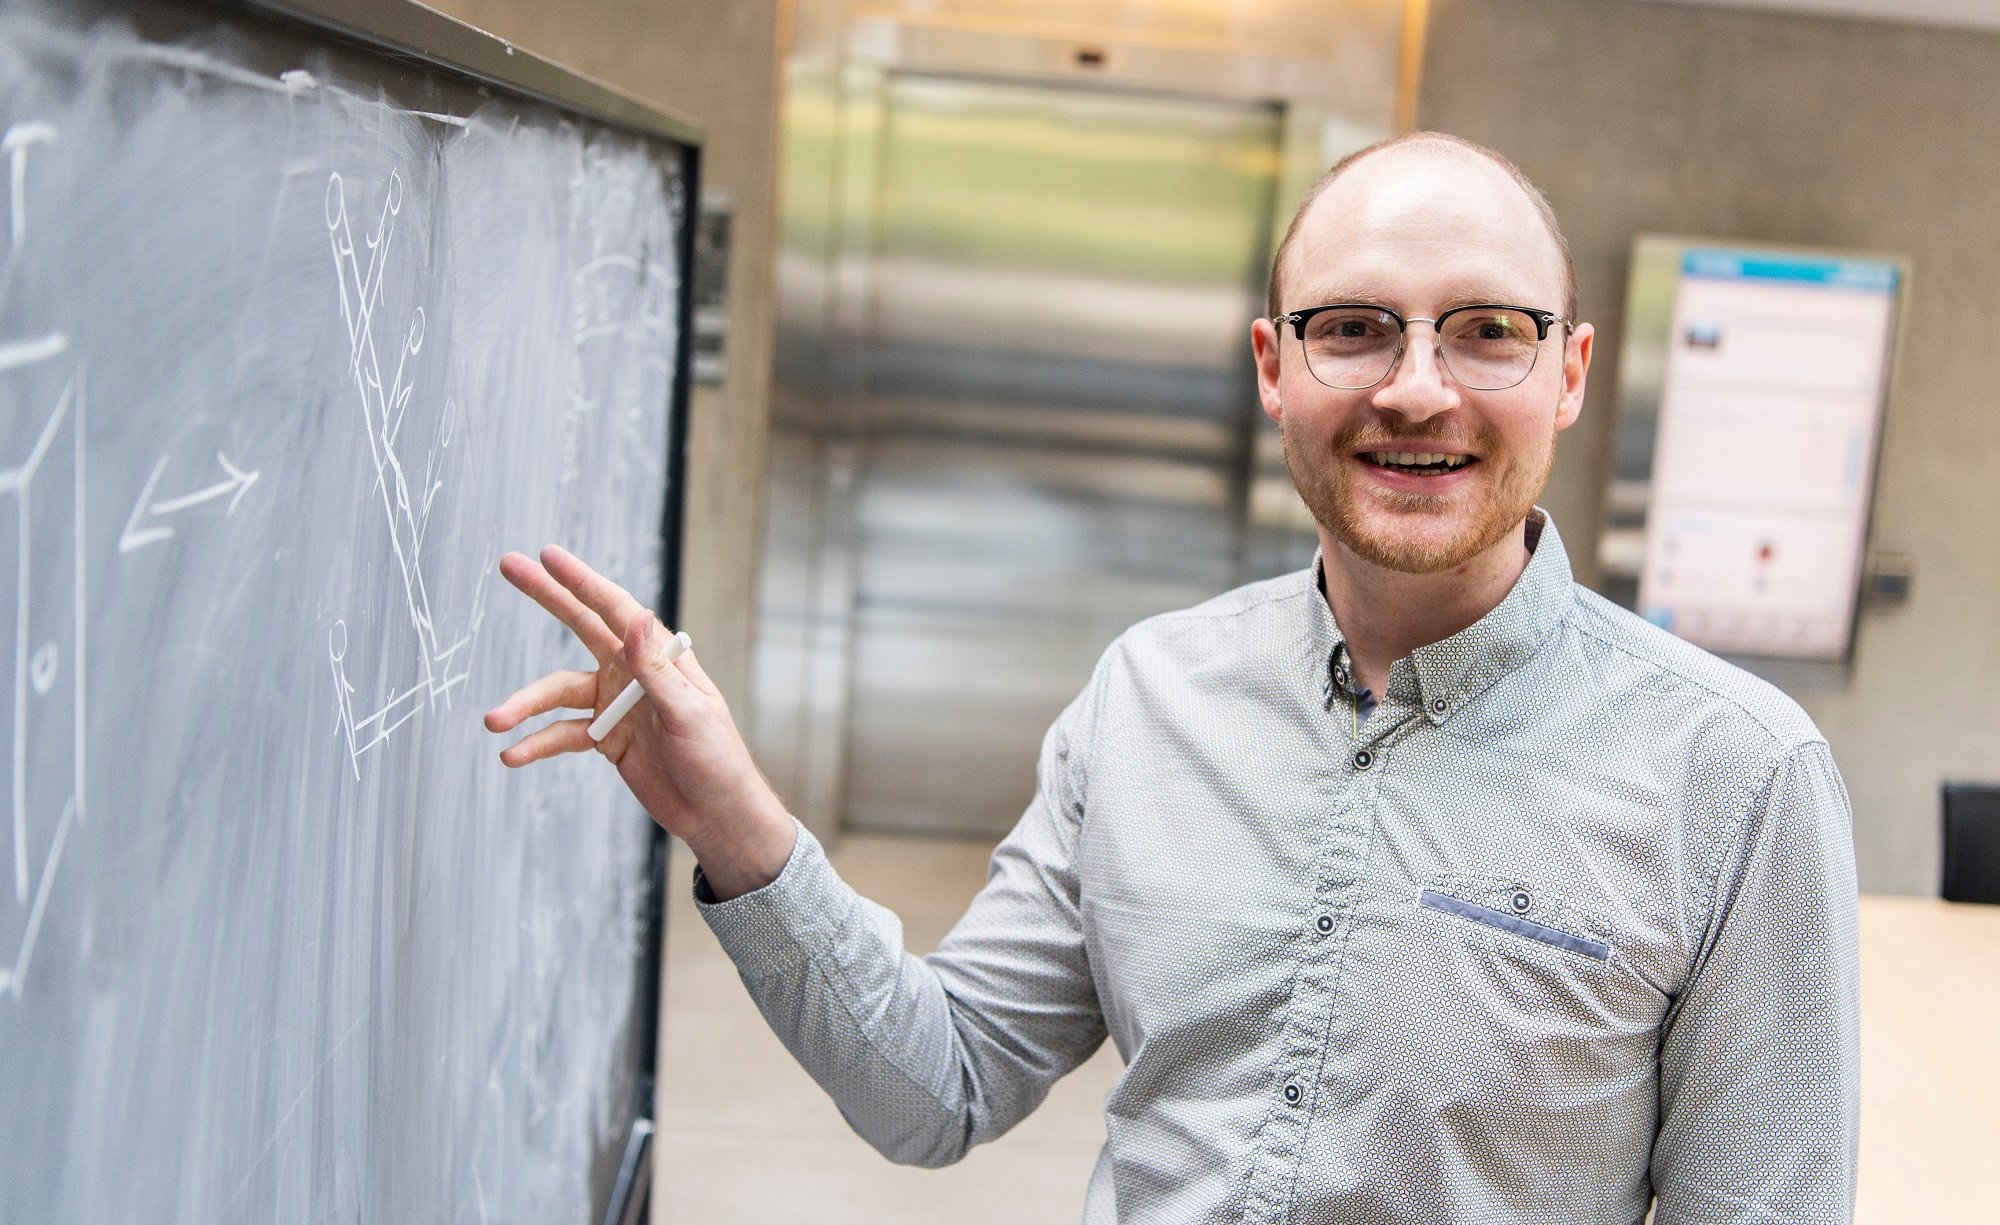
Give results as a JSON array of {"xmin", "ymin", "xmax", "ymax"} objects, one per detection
[
  {"xmin": 1252, "ymin": 316, "xmax": 1285, "ymax": 425},
  {"xmin": 1555, "ymin": 321, "xmax": 1593, "ymax": 431}
]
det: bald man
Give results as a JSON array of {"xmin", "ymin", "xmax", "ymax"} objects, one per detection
[{"xmin": 489, "ymin": 132, "xmax": 1859, "ymax": 1224}]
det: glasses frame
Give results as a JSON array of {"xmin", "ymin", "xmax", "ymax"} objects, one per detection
[{"xmin": 1271, "ymin": 302, "xmax": 1572, "ymax": 391}]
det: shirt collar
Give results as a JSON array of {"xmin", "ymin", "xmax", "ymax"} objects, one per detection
[{"xmin": 1305, "ymin": 508, "xmax": 1575, "ymax": 724}]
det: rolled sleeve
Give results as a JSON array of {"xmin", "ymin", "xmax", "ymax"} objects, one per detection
[{"xmin": 1652, "ymin": 739, "xmax": 1861, "ymax": 1224}]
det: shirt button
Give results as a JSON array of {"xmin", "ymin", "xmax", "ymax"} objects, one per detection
[
  {"xmin": 1315, "ymin": 914, "xmax": 1334, "ymax": 934},
  {"xmin": 1431, "ymin": 696, "xmax": 1449, "ymax": 715},
  {"xmin": 1351, "ymin": 749, "xmax": 1373, "ymax": 770},
  {"xmin": 1511, "ymin": 889, "xmax": 1532, "ymax": 913},
  {"xmin": 1283, "ymin": 1083, "xmax": 1302, "ymax": 1105}
]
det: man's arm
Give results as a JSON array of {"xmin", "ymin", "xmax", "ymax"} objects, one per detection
[
  {"xmin": 694, "ymin": 682, "xmax": 1109, "ymax": 1167},
  {"xmin": 1651, "ymin": 739, "xmax": 1861, "ymax": 1224},
  {"xmin": 486, "ymin": 544, "xmax": 1107, "ymax": 1165}
]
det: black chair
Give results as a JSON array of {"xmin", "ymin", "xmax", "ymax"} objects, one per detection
[{"xmin": 1941, "ymin": 783, "xmax": 2000, "ymax": 905}]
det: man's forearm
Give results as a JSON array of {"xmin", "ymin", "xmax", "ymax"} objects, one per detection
[{"xmin": 682, "ymin": 798, "xmax": 797, "ymax": 901}]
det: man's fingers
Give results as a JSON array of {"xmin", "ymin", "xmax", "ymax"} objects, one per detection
[
  {"xmin": 498, "ymin": 552, "xmax": 620, "ymax": 658},
  {"xmin": 484, "ymin": 668, "xmax": 598, "ymax": 733},
  {"xmin": 541, "ymin": 544, "xmax": 648, "ymax": 655},
  {"xmin": 621, "ymin": 610, "xmax": 699, "ymax": 710},
  {"xmin": 497, "ymin": 717, "xmax": 597, "ymax": 767}
]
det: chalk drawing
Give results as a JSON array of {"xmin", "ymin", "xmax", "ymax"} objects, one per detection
[
  {"xmin": 560, "ymin": 150, "xmax": 673, "ymax": 486},
  {"xmin": 3, "ymin": 120, "xmax": 57, "ymax": 253},
  {"xmin": 324, "ymin": 168, "xmax": 488, "ymax": 775},
  {"xmin": 0, "ymin": 320, "xmax": 85, "ymax": 999},
  {"xmin": 117, "ymin": 450, "xmax": 260, "ymax": 553}
]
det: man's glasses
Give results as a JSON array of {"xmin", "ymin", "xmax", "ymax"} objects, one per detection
[{"xmin": 1271, "ymin": 303, "xmax": 1570, "ymax": 392}]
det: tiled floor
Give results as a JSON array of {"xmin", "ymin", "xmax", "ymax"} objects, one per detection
[{"xmin": 653, "ymin": 830, "xmax": 2000, "ymax": 1224}]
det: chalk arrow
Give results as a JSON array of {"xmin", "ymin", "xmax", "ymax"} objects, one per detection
[{"xmin": 119, "ymin": 451, "xmax": 261, "ymax": 553}]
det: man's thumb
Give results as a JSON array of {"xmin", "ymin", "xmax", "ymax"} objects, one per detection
[{"xmin": 624, "ymin": 611, "xmax": 691, "ymax": 689}]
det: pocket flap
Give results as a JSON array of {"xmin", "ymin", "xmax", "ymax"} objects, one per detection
[
  {"xmin": 1419, "ymin": 888, "xmax": 1612, "ymax": 961},
  {"xmin": 1419, "ymin": 871, "xmax": 1615, "ymax": 962}
]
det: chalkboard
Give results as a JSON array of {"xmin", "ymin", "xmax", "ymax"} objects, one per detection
[{"xmin": 0, "ymin": 1, "xmax": 696, "ymax": 1220}]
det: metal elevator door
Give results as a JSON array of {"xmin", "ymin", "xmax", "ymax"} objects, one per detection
[{"xmin": 845, "ymin": 75, "xmax": 1282, "ymax": 837}]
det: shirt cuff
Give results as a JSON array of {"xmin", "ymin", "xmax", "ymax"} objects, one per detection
[{"xmin": 690, "ymin": 816, "xmax": 837, "ymax": 981}]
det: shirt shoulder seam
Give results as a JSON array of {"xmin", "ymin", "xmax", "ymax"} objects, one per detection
[{"xmin": 1563, "ymin": 611, "xmax": 1826, "ymax": 752}]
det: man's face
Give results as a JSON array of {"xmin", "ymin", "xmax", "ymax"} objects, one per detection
[{"xmin": 1251, "ymin": 150, "xmax": 1593, "ymax": 575}]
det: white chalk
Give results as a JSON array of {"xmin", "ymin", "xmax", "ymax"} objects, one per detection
[{"xmin": 588, "ymin": 630, "xmax": 690, "ymax": 741}]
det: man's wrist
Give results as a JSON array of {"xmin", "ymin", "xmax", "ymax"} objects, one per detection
[{"xmin": 684, "ymin": 799, "xmax": 797, "ymax": 903}]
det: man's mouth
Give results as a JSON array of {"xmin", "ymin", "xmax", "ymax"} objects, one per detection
[{"xmin": 1358, "ymin": 450, "xmax": 1478, "ymax": 477}]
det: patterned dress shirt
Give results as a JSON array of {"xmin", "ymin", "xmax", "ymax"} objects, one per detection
[{"xmin": 695, "ymin": 510, "xmax": 1860, "ymax": 1223}]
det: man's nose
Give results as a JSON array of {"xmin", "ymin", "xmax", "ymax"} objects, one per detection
[{"xmin": 1372, "ymin": 321, "xmax": 1462, "ymax": 420}]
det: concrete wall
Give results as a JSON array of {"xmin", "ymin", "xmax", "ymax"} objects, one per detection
[
  {"xmin": 1419, "ymin": 0, "xmax": 2000, "ymax": 894},
  {"xmin": 431, "ymin": 0, "xmax": 783, "ymax": 713}
]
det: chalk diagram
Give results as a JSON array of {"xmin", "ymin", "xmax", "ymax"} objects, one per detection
[
  {"xmin": 0, "ymin": 119, "xmax": 268, "ymax": 1001},
  {"xmin": 0, "ymin": 120, "xmax": 79, "ymax": 1002},
  {"xmin": 324, "ymin": 168, "xmax": 487, "ymax": 776}
]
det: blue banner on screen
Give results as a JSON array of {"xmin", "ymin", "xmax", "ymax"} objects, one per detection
[{"xmin": 1682, "ymin": 249, "xmax": 1900, "ymax": 293}]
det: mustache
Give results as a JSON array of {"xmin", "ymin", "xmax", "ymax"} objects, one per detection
[{"xmin": 1329, "ymin": 423, "xmax": 1486, "ymax": 455}]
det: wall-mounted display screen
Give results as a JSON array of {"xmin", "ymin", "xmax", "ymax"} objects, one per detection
[{"xmin": 1598, "ymin": 237, "xmax": 1902, "ymax": 663}]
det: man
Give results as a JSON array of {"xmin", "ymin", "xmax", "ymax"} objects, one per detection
[{"xmin": 485, "ymin": 132, "xmax": 1859, "ymax": 1223}]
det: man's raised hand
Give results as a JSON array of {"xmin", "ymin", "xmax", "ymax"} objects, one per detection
[{"xmin": 484, "ymin": 545, "xmax": 796, "ymax": 899}]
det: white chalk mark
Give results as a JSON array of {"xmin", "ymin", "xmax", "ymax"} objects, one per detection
[
  {"xmin": 350, "ymin": 679, "xmax": 425, "ymax": 733},
  {"xmin": 8, "ymin": 452, "xmax": 23, "ymax": 904},
  {"xmin": 328, "ymin": 623, "xmax": 360, "ymax": 780},
  {"xmin": 9, "ymin": 374, "xmax": 73, "ymax": 483},
  {"xmin": 323, "ymin": 166, "xmax": 495, "ymax": 770},
  {"xmin": 349, "ymin": 701, "xmax": 422, "ymax": 756},
  {"xmin": 146, "ymin": 450, "xmax": 259, "ymax": 515},
  {"xmin": 71, "ymin": 364, "xmax": 86, "ymax": 827},
  {"xmin": 116, "ymin": 454, "xmax": 174, "ymax": 553},
  {"xmin": 6, "ymin": 796, "xmax": 75, "ymax": 1001},
  {"xmin": 10, "ymin": 379, "xmax": 74, "ymax": 902},
  {"xmin": 3, "ymin": 121, "xmax": 57, "ymax": 252},
  {"xmin": 119, "ymin": 450, "xmax": 261, "ymax": 552},
  {"xmin": 126, "ymin": 43, "xmax": 297, "ymax": 98},
  {"xmin": 577, "ymin": 252, "xmax": 640, "ymax": 277},
  {"xmin": 0, "ymin": 331, "xmax": 67, "ymax": 374}
]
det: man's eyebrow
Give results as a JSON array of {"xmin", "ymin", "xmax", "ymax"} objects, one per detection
[
  {"xmin": 1288, "ymin": 287, "xmax": 1395, "ymax": 310},
  {"xmin": 1285, "ymin": 286, "xmax": 1543, "ymax": 312},
  {"xmin": 1436, "ymin": 288, "xmax": 1540, "ymax": 311}
]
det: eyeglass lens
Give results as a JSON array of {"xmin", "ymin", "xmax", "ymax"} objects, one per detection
[{"xmin": 1299, "ymin": 307, "xmax": 1543, "ymax": 391}]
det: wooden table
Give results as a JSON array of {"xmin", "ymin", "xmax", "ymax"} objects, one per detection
[{"xmin": 1857, "ymin": 895, "xmax": 2000, "ymax": 1223}]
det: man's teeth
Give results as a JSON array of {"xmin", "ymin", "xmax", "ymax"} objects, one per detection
[{"xmin": 1364, "ymin": 451, "xmax": 1472, "ymax": 470}]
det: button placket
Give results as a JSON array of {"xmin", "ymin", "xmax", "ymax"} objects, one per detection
[{"xmin": 1246, "ymin": 765, "xmax": 1378, "ymax": 1219}]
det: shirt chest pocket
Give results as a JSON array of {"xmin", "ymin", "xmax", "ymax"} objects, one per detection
[
  {"xmin": 1418, "ymin": 872, "xmax": 1614, "ymax": 963},
  {"xmin": 1392, "ymin": 871, "xmax": 1667, "ymax": 1082}
]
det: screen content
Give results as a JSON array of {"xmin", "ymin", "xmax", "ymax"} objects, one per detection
[{"xmin": 1635, "ymin": 248, "xmax": 1899, "ymax": 661}]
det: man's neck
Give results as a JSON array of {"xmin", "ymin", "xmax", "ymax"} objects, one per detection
[{"xmin": 1319, "ymin": 520, "xmax": 1535, "ymax": 701}]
